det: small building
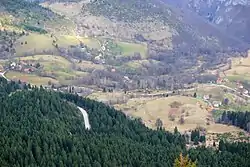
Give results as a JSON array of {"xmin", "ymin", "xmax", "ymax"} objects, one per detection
[
  {"xmin": 212, "ymin": 101, "xmax": 221, "ymax": 108},
  {"xmin": 216, "ymin": 77, "xmax": 222, "ymax": 84},
  {"xmin": 94, "ymin": 56, "xmax": 101, "ymax": 61},
  {"xmin": 101, "ymin": 45, "xmax": 106, "ymax": 51},
  {"xmin": 23, "ymin": 68, "xmax": 30, "ymax": 73},
  {"xmin": 203, "ymin": 95, "xmax": 210, "ymax": 100},
  {"xmin": 243, "ymin": 89, "xmax": 249, "ymax": 95},
  {"xmin": 124, "ymin": 76, "xmax": 130, "ymax": 81},
  {"xmin": 10, "ymin": 62, "xmax": 16, "ymax": 68},
  {"xmin": 239, "ymin": 85, "xmax": 244, "ymax": 89}
]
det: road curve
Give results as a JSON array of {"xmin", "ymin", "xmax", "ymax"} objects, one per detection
[
  {"xmin": 77, "ymin": 106, "xmax": 91, "ymax": 130},
  {"xmin": 0, "ymin": 71, "xmax": 9, "ymax": 81}
]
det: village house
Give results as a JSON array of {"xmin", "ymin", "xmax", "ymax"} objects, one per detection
[
  {"xmin": 243, "ymin": 89, "xmax": 249, "ymax": 95},
  {"xmin": 216, "ymin": 77, "xmax": 222, "ymax": 84},
  {"xmin": 101, "ymin": 45, "xmax": 106, "ymax": 51},
  {"xmin": 212, "ymin": 101, "xmax": 221, "ymax": 108},
  {"xmin": 203, "ymin": 95, "xmax": 210, "ymax": 101},
  {"xmin": 10, "ymin": 62, "xmax": 16, "ymax": 69},
  {"xmin": 23, "ymin": 68, "xmax": 31, "ymax": 73}
]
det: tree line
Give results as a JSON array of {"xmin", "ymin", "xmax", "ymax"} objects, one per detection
[{"xmin": 218, "ymin": 111, "xmax": 250, "ymax": 132}]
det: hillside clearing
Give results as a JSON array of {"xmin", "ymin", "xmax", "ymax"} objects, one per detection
[
  {"xmin": 224, "ymin": 57, "xmax": 250, "ymax": 82},
  {"xmin": 6, "ymin": 71, "xmax": 58, "ymax": 86},
  {"xmin": 16, "ymin": 55, "xmax": 88, "ymax": 84},
  {"xmin": 115, "ymin": 96, "xmax": 210, "ymax": 132},
  {"xmin": 75, "ymin": 60, "xmax": 105, "ymax": 71},
  {"xmin": 116, "ymin": 41, "xmax": 147, "ymax": 58},
  {"xmin": 60, "ymin": 35, "xmax": 100, "ymax": 49},
  {"xmin": 113, "ymin": 94, "xmax": 246, "ymax": 134},
  {"xmin": 15, "ymin": 33, "xmax": 101, "ymax": 57},
  {"xmin": 15, "ymin": 33, "xmax": 56, "ymax": 56}
]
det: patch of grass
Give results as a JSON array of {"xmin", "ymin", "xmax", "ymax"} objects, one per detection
[
  {"xmin": 116, "ymin": 41, "xmax": 147, "ymax": 58},
  {"xmin": 117, "ymin": 60, "xmax": 158, "ymax": 75},
  {"xmin": 88, "ymin": 91, "xmax": 128, "ymax": 103},
  {"xmin": 21, "ymin": 24, "xmax": 47, "ymax": 34},
  {"xmin": 15, "ymin": 33, "xmax": 56, "ymax": 56},
  {"xmin": 20, "ymin": 55, "xmax": 71, "ymax": 68},
  {"xmin": 40, "ymin": 1, "xmax": 83, "ymax": 17},
  {"xmin": 15, "ymin": 33, "xmax": 101, "ymax": 57},
  {"xmin": 227, "ymin": 75, "xmax": 250, "ymax": 82},
  {"xmin": 224, "ymin": 57, "xmax": 250, "ymax": 82},
  {"xmin": 60, "ymin": 35, "xmax": 100, "ymax": 49},
  {"xmin": 17, "ymin": 55, "xmax": 88, "ymax": 84},
  {"xmin": 115, "ymin": 95, "xmax": 209, "ymax": 132},
  {"xmin": 6, "ymin": 71, "xmax": 58, "ymax": 86},
  {"xmin": 75, "ymin": 60, "xmax": 105, "ymax": 71}
]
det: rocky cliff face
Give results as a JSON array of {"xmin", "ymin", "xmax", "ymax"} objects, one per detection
[{"xmin": 164, "ymin": 0, "xmax": 250, "ymax": 43}]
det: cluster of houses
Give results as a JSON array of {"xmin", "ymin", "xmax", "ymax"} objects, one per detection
[
  {"xmin": 9, "ymin": 61, "xmax": 39, "ymax": 73},
  {"xmin": 202, "ymin": 94, "xmax": 222, "ymax": 108},
  {"xmin": 236, "ymin": 81, "xmax": 249, "ymax": 95}
]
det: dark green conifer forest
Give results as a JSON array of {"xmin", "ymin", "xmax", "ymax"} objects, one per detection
[{"xmin": 0, "ymin": 77, "xmax": 249, "ymax": 167}]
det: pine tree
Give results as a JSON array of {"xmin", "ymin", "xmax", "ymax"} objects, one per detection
[{"xmin": 174, "ymin": 153, "xmax": 197, "ymax": 167}]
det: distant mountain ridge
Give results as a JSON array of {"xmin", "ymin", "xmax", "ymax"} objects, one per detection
[
  {"xmin": 163, "ymin": 0, "xmax": 250, "ymax": 44},
  {"xmin": 17, "ymin": 0, "xmax": 249, "ymax": 51},
  {"xmin": 79, "ymin": 0, "xmax": 248, "ymax": 51}
]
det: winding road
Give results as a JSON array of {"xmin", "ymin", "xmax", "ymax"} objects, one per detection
[
  {"xmin": 77, "ymin": 106, "xmax": 91, "ymax": 130},
  {"xmin": 0, "ymin": 71, "xmax": 9, "ymax": 81},
  {"xmin": 208, "ymin": 83, "xmax": 250, "ymax": 98}
]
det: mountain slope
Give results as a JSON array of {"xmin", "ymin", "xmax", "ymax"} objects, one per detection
[
  {"xmin": 0, "ymin": 0, "xmax": 73, "ymax": 35},
  {"xmin": 75, "ymin": 0, "xmax": 248, "ymax": 51},
  {"xmin": 163, "ymin": 0, "xmax": 250, "ymax": 44}
]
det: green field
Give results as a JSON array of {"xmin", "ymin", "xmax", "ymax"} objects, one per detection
[
  {"xmin": 15, "ymin": 33, "xmax": 56, "ymax": 56},
  {"xmin": 6, "ymin": 71, "xmax": 59, "ymax": 86},
  {"xmin": 116, "ymin": 41, "xmax": 148, "ymax": 58},
  {"xmin": 224, "ymin": 57, "xmax": 250, "ymax": 83},
  {"xmin": 15, "ymin": 33, "xmax": 101, "ymax": 56},
  {"xmin": 15, "ymin": 55, "xmax": 88, "ymax": 84},
  {"xmin": 61, "ymin": 35, "xmax": 100, "ymax": 49}
]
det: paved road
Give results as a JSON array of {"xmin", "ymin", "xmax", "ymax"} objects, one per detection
[
  {"xmin": 0, "ymin": 71, "xmax": 9, "ymax": 81},
  {"xmin": 208, "ymin": 83, "xmax": 250, "ymax": 98},
  {"xmin": 77, "ymin": 106, "xmax": 91, "ymax": 130}
]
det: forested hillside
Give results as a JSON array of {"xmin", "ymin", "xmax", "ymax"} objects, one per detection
[
  {"xmin": 219, "ymin": 111, "xmax": 250, "ymax": 132},
  {"xmin": 0, "ymin": 77, "xmax": 250, "ymax": 166}
]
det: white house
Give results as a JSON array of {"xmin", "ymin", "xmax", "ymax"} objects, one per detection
[
  {"xmin": 203, "ymin": 95, "xmax": 210, "ymax": 100},
  {"xmin": 243, "ymin": 89, "xmax": 249, "ymax": 95},
  {"xmin": 212, "ymin": 101, "xmax": 221, "ymax": 108}
]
